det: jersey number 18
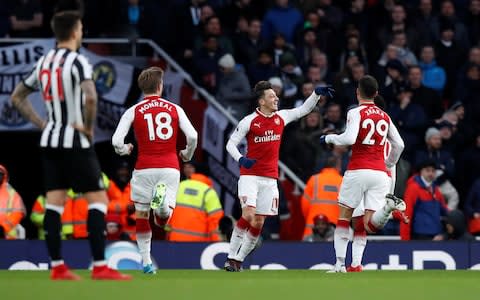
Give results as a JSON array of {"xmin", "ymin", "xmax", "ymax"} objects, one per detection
[{"xmin": 144, "ymin": 112, "xmax": 173, "ymax": 141}]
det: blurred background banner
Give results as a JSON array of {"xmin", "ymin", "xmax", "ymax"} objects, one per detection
[
  {"xmin": 2, "ymin": 240, "xmax": 480, "ymax": 271},
  {"xmin": 0, "ymin": 39, "xmax": 134, "ymax": 143}
]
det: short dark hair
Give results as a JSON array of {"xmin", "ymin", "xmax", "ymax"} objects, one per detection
[
  {"xmin": 138, "ymin": 67, "xmax": 164, "ymax": 94},
  {"xmin": 358, "ymin": 75, "xmax": 378, "ymax": 99},
  {"xmin": 254, "ymin": 81, "xmax": 272, "ymax": 100},
  {"xmin": 51, "ymin": 10, "xmax": 82, "ymax": 42}
]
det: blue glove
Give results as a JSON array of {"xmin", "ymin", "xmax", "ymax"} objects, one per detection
[
  {"xmin": 239, "ymin": 156, "xmax": 257, "ymax": 169},
  {"xmin": 319, "ymin": 135, "xmax": 327, "ymax": 144},
  {"xmin": 315, "ymin": 85, "xmax": 335, "ymax": 98}
]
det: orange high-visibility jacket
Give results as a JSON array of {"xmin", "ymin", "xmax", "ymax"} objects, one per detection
[
  {"xmin": 0, "ymin": 183, "xmax": 25, "ymax": 239},
  {"xmin": 107, "ymin": 180, "xmax": 136, "ymax": 240},
  {"xmin": 301, "ymin": 168, "xmax": 342, "ymax": 238},
  {"xmin": 62, "ymin": 190, "xmax": 88, "ymax": 239},
  {"xmin": 168, "ymin": 179, "xmax": 224, "ymax": 242}
]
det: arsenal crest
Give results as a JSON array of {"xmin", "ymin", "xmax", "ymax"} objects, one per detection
[{"xmin": 274, "ymin": 117, "xmax": 280, "ymax": 125}]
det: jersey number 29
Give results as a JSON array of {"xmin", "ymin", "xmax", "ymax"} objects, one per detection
[
  {"xmin": 361, "ymin": 118, "xmax": 388, "ymax": 145},
  {"xmin": 144, "ymin": 112, "xmax": 173, "ymax": 141}
]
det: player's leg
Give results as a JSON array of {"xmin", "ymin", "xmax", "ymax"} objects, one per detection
[
  {"xmin": 152, "ymin": 168, "xmax": 180, "ymax": 228},
  {"xmin": 77, "ymin": 149, "xmax": 131, "ymax": 280},
  {"xmin": 225, "ymin": 176, "xmax": 258, "ymax": 270},
  {"xmin": 134, "ymin": 204, "xmax": 155, "ymax": 274},
  {"xmin": 41, "ymin": 148, "xmax": 80, "ymax": 280},
  {"xmin": 234, "ymin": 214, "xmax": 265, "ymax": 262},
  {"xmin": 330, "ymin": 171, "xmax": 363, "ymax": 273},
  {"xmin": 350, "ymin": 205, "xmax": 366, "ymax": 272}
]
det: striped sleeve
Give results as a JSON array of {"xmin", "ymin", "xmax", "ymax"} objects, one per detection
[
  {"xmin": 74, "ymin": 54, "xmax": 93, "ymax": 82},
  {"xmin": 22, "ymin": 60, "xmax": 42, "ymax": 90}
]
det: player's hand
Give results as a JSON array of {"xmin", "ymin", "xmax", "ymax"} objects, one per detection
[
  {"xmin": 239, "ymin": 156, "xmax": 256, "ymax": 169},
  {"xmin": 115, "ymin": 143, "xmax": 133, "ymax": 156},
  {"xmin": 179, "ymin": 149, "xmax": 190, "ymax": 162},
  {"xmin": 314, "ymin": 85, "xmax": 335, "ymax": 98},
  {"xmin": 72, "ymin": 123, "xmax": 94, "ymax": 142},
  {"xmin": 319, "ymin": 135, "xmax": 327, "ymax": 144}
]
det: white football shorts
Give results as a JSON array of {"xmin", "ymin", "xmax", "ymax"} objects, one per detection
[
  {"xmin": 339, "ymin": 169, "xmax": 390, "ymax": 213},
  {"xmin": 238, "ymin": 175, "xmax": 279, "ymax": 216},
  {"xmin": 352, "ymin": 166, "xmax": 396, "ymax": 217},
  {"xmin": 130, "ymin": 168, "xmax": 180, "ymax": 212}
]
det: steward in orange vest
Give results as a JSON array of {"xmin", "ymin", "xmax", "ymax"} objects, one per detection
[
  {"xmin": 167, "ymin": 176, "xmax": 223, "ymax": 241},
  {"xmin": 301, "ymin": 157, "xmax": 342, "ymax": 238},
  {"xmin": 0, "ymin": 165, "xmax": 25, "ymax": 239}
]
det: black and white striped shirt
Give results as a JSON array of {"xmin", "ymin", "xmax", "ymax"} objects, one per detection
[{"xmin": 23, "ymin": 47, "xmax": 93, "ymax": 149}]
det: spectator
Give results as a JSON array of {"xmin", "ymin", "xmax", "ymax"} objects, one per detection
[
  {"xmin": 216, "ymin": 53, "xmax": 251, "ymax": 120},
  {"xmin": 295, "ymin": 27, "xmax": 321, "ymax": 69},
  {"xmin": 220, "ymin": 0, "xmax": 263, "ymax": 34},
  {"xmin": 303, "ymin": 214, "xmax": 335, "ymax": 242},
  {"xmin": 433, "ymin": 1, "xmax": 470, "ymax": 51},
  {"xmin": 390, "ymin": 30, "xmax": 418, "ymax": 66},
  {"xmin": 246, "ymin": 49, "xmax": 279, "ymax": 85},
  {"xmin": 9, "ymin": 0, "xmax": 43, "ymax": 37},
  {"xmin": 418, "ymin": 45, "xmax": 447, "ymax": 93},
  {"xmin": 292, "ymin": 81, "xmax": 318, "ymax": 109},
  {"xmin": 389, "ymin": 84, "xmax": 428, "ymax": 160},
  {"xmin": 192, "ymin": 34, "xmax": 225, "ymax": 93},
  {"xmin": 105, "ymin": 213, "xmax": 131, "ymax": 241},
  {"xmin": 457, "ymin": 46, "xmax": 480, "ymax": 94},
  {"xmin": 268, "ymin": 76, "xmax": 284, "ymax": 102},
  {"xmin": 338, "ymin": 34, "xmax": 368, "ymax": 73},
  {"xmin": 435, "ymin": 18, "xmax": 467, "ymax": 100},
  {"xmin": 377, "ymin": 4, "xmax": 418, "ymax": 53},
  {"xmin": 382, "ymin": 59, "xmax": 408, "ymax": 107},
  {"xmin": 195, "ymin": 16, "xmax": 235, "ymax": 55},
  {"xmin": 335, "ymin": 62, "xmax": 365, "ymax": 111},
  {"xmin": 301, "ymin": 156, "xmax": 342, "ymax": 239},
  {"xmin": 464, "ymin": 178, "xmax": 480, "ymax": 235},
  {"xmin": 281, "ymin": 106, "xmax": 324, "ymax": 181},
  {"xmin": 235, "ymin": 18, "xmax": 269, "ymax": 67},
  {"xmin": 456, "ymin": 64, "xmax": 480, "ymax": 122},
  {"xmin": 0, "ymin": 165, "xmax": 25, "ymax": 239},
  {"xmin": 271, "ymin": 32, "xmax": 295, "ymax": 68},
  {"xmin": 106, "ymin": 161, "xmax": 136, "ymax": 240},
  {"xmin": 261, "ymin": 0, "xmax": 303, "ymax": 44},
  {"xmin": 407, "ymin": 65, "xmax": 444, "ymax": 121},
  {"xmin": 465, "ymin": 0, "xmax": 480, "ymax": 45},
  {"xmin": 309, "ymin": 49, "xmax": 333, "ymax": 84},
  {"xmin": 438, "ymin": 209, "xmax": 474, "ymax": 240},
  {"xmin": 412, "ymin": 0, "xmax": 437, "ymax": 48},
  {"xmin": 400, "ymin": 160, "xmax": 448, "ymax": 240},
  {"xmin": 343, "ymin": 0, "xmax": 369, "ymax": 40},
  {"xmin": 278, "ymin": 52, "xmax": 304, "ymax": 106},
  {"xmin": 456, "ymin": 132, "xmax": 480, "ymax": 200},
  {"xmin": 167, "ymin": 178, "xmax": 223, "ymax": 241},
  {"xmin": 323, "ymin": 102, "xmax": 344, "ymax": 134}
]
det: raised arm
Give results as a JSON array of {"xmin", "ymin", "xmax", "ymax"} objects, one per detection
[
  {"xmin": 325, "ymin": 108, "xmax": 360, "ymax": 146},
  {"xmin": 277, "ymin": 86, "xmax": 334, "ymax": 125},
  {"xmin": 177, "ymin": 107, "xmax": 198, "ymax": 161},
  {"xmin": 112, "ymin": 106, "xmax": 134, "ymax": 156}
]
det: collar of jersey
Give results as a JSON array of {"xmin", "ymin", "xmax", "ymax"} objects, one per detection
[
  {"xmin": 359, "ymin": 101, "xmax": 375, "ymax": 106},
  {"xmin": 144, "ymin": 95, "xmax": 160, "ymax": 101},
  {"xmin": 255, "ymin": 108, "xmax": 276, "ymax": 118}
]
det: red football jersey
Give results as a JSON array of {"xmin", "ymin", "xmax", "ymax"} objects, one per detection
[
  {"xmin": 348, "ymin": 103, "xmax": 391, "ymax": 172},
  {"xmin": 133, "ymin": 96, "xmax": 180, "ymax": 170},
  {"xmin": 242, "ymin": 111, "xmax": 285, "ymax": 178}
]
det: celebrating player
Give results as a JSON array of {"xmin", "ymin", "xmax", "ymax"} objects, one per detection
[
  {"xmin": 320, "ymin": 75, "xmax": 405, "ymax": 273},
  {"xmin": 112, "ymin": 66, "xmax": 198, "ymax": 274},
  {"xmin": 11, "ymin": 11, "xmax": 131, "ymax": 280},
  {"xmin": 224, "ymin": 80, "xmax": 334, "ymax": 271}
]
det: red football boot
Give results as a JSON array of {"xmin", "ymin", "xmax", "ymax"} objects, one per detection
[
  {"xmin": 347, "ymin": 265, "xmax": 363, "ymax": 272},
  {"xmin": 91, "ymin": 265, "xmax": 132, "ymax": 280},
  {"xmin": 392, "ymin": 209, "xmax": 410, "ymax": 224},
  {"xmin": 50, "ymin": 264, "xmax": 82, "ymax": 280}
]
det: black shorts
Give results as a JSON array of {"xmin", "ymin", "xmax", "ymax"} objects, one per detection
[{"xmin": 41, "ymin": 147, "xmax": 104, "ymax": 193}]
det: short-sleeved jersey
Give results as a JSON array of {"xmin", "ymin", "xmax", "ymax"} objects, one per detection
[
  {"xmin": 133, "ymin": 96, "xmax": 179, "ymax": 169},
  {"xmin": 23, "ymin": 48, "xmax": 93, "ymax": 149}
]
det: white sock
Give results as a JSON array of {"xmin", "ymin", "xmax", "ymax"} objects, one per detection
[
  {"xmin": 234, "ymin": 229, "xmax": 261, "ymax": 262},
  {"xmin": 334, "ymin": 220, "xmax": 350, "ymax": 267},
  {"xmin": 51, "ymin": 260, "xmax": 64, "ymax": 267},
  {"xmin": 351, "ymin": 234, "xmax": 367, "ymax": 267},
  {"xmin": 228, "ymin": 225, "xmax": 247, "ymax": 259},
  {"xmin": 371, "ymin": 205, "xmax": 391, "ymax": 229},
  {"xmin": 137, "ymin": 231, "xmax": 153, "ymax": 266}
]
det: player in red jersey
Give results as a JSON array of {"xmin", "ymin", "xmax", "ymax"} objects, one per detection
[
  {"xmin": 320, "ymin": 76, "xmax": 405, "ymax": 273},
  {"xmin": 112, "ymin": 67, "xmax": 198, "ymax": 274},
  {"xmin": 224, "ymin": 80, "xmax": 334, "ymax": 271}
]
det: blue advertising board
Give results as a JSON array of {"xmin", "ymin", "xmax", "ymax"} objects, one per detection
[{"xmin": 1, "ymin": 241, "xmax": 479, "ymax": 270}]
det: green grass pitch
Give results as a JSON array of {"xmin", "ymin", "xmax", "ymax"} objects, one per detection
[{"xmin": 1, "ymin": 270, "xmax": 479, "ymax": 300}]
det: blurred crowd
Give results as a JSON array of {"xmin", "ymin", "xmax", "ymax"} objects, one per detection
[{"xmin": 1, "ymin": 0, "xmax": 480, "ymax": 241}]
